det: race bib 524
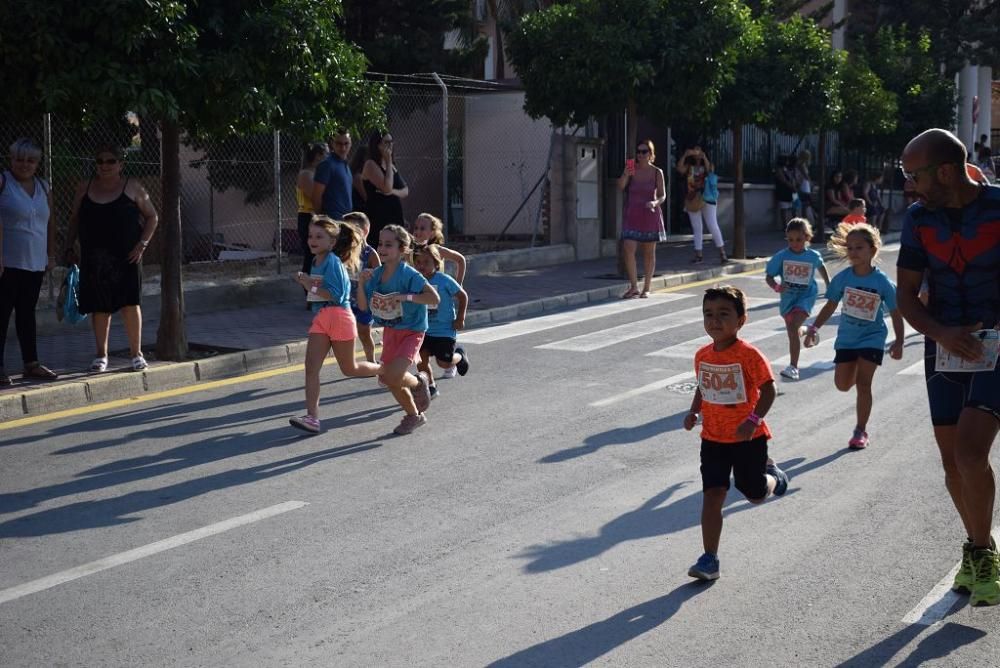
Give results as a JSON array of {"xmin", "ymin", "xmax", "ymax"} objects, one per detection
[{"xmin": 842, "ymin": 287, "xmax": 880, "ymax": 322}]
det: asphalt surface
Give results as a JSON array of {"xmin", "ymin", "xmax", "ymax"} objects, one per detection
[{"xmin": 1, "ymin": 246, "xmax": 998, "ymax": 667}]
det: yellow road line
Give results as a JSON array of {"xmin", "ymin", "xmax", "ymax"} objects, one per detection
[{"xmin": 5, "ymin": 266, "xmax": 767, "ymax": 430}]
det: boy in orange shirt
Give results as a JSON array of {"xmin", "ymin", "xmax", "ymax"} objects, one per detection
[
  {"xmin": 840, "ymin": 198, "xmax": 867, "ymax": 226},
  {"xmin": 683, "ymin": 286, "xmax": 789, "ymax": 580}
]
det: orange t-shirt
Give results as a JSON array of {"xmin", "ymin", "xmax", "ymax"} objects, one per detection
[
  {"xmin": 694, "ymin": 339, "xmax": 774, "ymax": 443},
  {"xmin": 841, "ymin": 213, "xmax": 867, "ymax": 226}
]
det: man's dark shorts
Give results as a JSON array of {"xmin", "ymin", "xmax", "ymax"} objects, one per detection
[
  {"xmin": 700, "ymin": 436, "xmax": 769, "ymax": 500},
  {"xmin": 833, "ymin": 348, "xmax": 885, "ymax": 366},
  {"xmin": 420, "ymin": 335, "xmax": 457, "ymax": 365},
  {"xmin": 924, "ymin": 340, "xmax": 1000, "ymax": 426}
]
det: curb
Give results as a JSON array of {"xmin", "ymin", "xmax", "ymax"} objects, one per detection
[{"xmin": 2, "ymin": 244, "xmax": 863, "ymax": 424}]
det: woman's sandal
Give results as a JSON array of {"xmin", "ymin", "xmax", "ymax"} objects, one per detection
[
  {"xmin": 621, "ymin": 287, "xmax": 640, "ymax": 299},
  {"xmin": 23, "ymin": 363, "xmax": 58, "ymax": 380},
  {"xmin": 639, "ymin": 290, "xmax": 650, "ymax": 298},
  {"xmin": 90, "ymin": 357, "xmax": 109, "ymax": 373}
]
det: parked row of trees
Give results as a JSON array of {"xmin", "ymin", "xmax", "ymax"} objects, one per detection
[
  {"xmin": 506, "ymin": 0, "xmax": 998, "ymax": 256},
  {"xmin": 2, "ymin": 0, "xmax": 997, "ymax": 358}
]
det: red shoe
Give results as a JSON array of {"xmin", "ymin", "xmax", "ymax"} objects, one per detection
[{"xmin": 848, "ymin": 429, "xmax": 869, "ymax": 449}]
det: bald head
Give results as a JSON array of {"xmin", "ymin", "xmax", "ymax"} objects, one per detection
[{"xmin": 903, "ymin": 128, "xmax": 967, "ymax": 166}]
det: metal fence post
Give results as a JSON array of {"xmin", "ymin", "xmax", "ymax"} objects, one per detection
[
  {"xmin": 43, "ymin": 113, "xmax": 55, "ymax": 299},
  {"xmin": 274, "ymin": 130, "xmax": 281, "ymax": 274},
  {"xmin": 431, "ymin": 72, "xmax": 448, "ymax": 224}
]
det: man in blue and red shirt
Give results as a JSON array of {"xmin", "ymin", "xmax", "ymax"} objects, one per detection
[{"xmin": 897, "ymin": 128, "xmax": 1000, "ymax": 607}]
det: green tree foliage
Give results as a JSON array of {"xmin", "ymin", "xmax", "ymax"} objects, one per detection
[
  {"xmin": 847, "ymin": 27, "xmax": 955, "ymax": 155},
  {"xmin": 863, "ymin": 1, "xmax": 1000, "ymax": 73},
  {"xmin": 1, "ymin": 1, "xmax": 386, "ymax": 360},
  {"xmin": 341, "ymin": 0, "xmax": 489, "ymax": 76},
  {"xmin": 505, "ymin": 0, "xmax": 750, "ymax": 133}
]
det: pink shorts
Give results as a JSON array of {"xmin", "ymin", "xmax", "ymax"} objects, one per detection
[
  {"xmin": 782, "ymin": 307, "xmax": 809, "ymax": 325},
  {"xmin": 381, "ymin": 327, "xmax": 424, "ymax": 365},
  {"xmin": 308, "ymin": 306, "xmax": 357, "ymax": 342}
]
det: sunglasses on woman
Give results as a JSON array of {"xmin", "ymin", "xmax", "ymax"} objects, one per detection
[{"xmin": 636, "ymin": 148, "xmax": 650, "ymax": 155}]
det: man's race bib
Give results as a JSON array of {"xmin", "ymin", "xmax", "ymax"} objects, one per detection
[
  {"xmin": 935, "ymin": 330, "xmax": 1000, "ymax": 373},
  {"xmin": 370, "ymin": 292, "xmax": 403, "ymax": 324},
  {"xmin": 699, "ymin": 362, "xmax": 747, "ymax": 405},
  {"xmin": 842, "ymin": 287, "xmax": 880, "ymax": 322},
  {"xmin": 782, "ymin": 260, "xmax": 814, "ymax": 287}
]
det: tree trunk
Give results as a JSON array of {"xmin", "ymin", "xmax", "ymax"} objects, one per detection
[
  {"xmin": 816, "ymin": 129, "xmax": 827, "ymax": 242},
  {"xmin": 155, "ymin": 120, "xmax": 188, "ymax": 361},
  {"xmin": 617, "ymin": 96, "xmax": 639, "ymax": 277},
  {"xmin": 732, "ymin": 122, "xmax": 746, "ymax": 259}
]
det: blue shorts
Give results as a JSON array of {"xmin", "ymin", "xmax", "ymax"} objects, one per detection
[
  {"xmin": 351, "ymin": 304, "xmax": 374, "ymax": 326},
  {"xmin": 924, "ymin": 340, "xmax": 1000, "ymax": 426}
]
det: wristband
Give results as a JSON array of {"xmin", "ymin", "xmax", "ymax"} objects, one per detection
[
  {"xmin": 771, "ymin": 283, "xmax": 782, "ymax": 293},
  {"xmin": 406, "ymin": 294, "xmax": 413, "ymax": 302},
  {"xmin": 139, "ymin": 239, "xmax": 150, "ymax": 248},
  {"xmin": 806, "ymin": 324, "xmax": 819, "ymax": 335},
  {"xmin": 746, "ymin": 412, "xmax": 762, "ymax": 426},
  {"xmin": 310, "ymin": 285, "xmax": 318, "ymax": 294}
]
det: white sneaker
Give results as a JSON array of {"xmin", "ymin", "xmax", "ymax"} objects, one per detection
[
  {"xmin": 780, "ymin": 365, "xmax": 799, "ymax": 381},
  {"xmin": 90, "ymin": 357, "xmax": 109, "ymax": 372},
  {"xmin": 131, "ymin": 354, "xmax": 148, "ymax": 371},
  {"xmin": 442, "ymin": 366, "xmax": 457, "ymax": 379}
]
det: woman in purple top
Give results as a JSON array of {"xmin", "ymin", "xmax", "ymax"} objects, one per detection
[{"xmin": 616, "ymin": 139, "xmax": 666, "ymax": 299}]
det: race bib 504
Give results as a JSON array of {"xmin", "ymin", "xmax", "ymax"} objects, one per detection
[{"xmin": 699, "ymin": 362, "xmax": 747, "ymax": 405}]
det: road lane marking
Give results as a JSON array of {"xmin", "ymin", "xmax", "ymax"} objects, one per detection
[
  {"xmin": 0, "ymin": 501, "xmax": 308, "ymax": 606},
  {"xmin": 901, "ymin": 564, "xmax": 964, "ymax": 625},
  {"xmin": 537, "ymin": 306, "xmax": 706, "ymax": 352},
  {"xmin": 460, "ymin": 293, "xmax": 692, "ymax": 345},
  {"xmin": 647, "ymin": 313, "xmax": 787, "ymax": 359},
  {"xmin": 590, "ymin": 371, "xmax": 694, "ymax": 407},
  {"xmin": 899, "ymin": 359, "xmax": 925, "ymax": 375}
]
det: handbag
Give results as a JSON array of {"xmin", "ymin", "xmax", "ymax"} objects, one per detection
[{"xmin": 57, "ymin": 264, "xmax": 87, "ymax": 325}]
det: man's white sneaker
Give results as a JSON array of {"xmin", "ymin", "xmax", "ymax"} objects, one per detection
[
  {"xmin": 780, "ymin": 365, "xmax": 799, "ymax": 381},
  {"xmin": 442, "ymin": 366, "xmax": 457, "ymax": 379}
]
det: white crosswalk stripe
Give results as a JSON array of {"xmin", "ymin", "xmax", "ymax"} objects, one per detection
[
  {"xmin": 589, "ymin": 371, "xmax": 694, "ymax": 407},
  {"xmin": 646, "ymin": 313, "xmax": 787, "ymax": 359},
  {"xmin": 460, "ymin": 292, "xmax": 692, "ymax": 345},
  {"xmin": 899, "ymin": 359, "xmax": 926, "ymax": 375},
  {"xmin": 537, "ymin": 306, "xmax": 706, "ymax": 352}
]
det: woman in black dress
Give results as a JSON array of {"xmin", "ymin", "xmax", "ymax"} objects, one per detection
[
  {"xmin": 65, "ymin": 145, "xmax": 158, "ymax": 372},
  {"xmin": 361, "ymin": 131, "xmax": 409, "ymax": 245}
]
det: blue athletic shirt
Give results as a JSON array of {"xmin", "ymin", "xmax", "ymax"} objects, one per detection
[
  {"xmin": 364, "ymin": 261, "xmax": 429, "ymax": 331},
  {"xmin": 310, "ymin": 253, "xmax": 351, "ymax": 312},
  {"xmin": 827, "ymin": 266, "xmax": 897, "ymax": 350},
  {"xmin": 426, "ymin": 272, "xmax": 462, "ymax": 339},
  {"xmin": 897, "ymin": 185, "xmax": 1000, "ymax": 329},
  {"xmin": 766, "ymin": 247, "xmax": 825, "ymax": 312},
  {"xmin": 312, "ymin": 154, "xmax": 353, "ymax": 219}
]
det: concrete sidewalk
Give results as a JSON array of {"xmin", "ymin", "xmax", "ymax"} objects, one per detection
[{"xmin": 0, "ymin": 226, "xmax": 893, "ymax": 422}]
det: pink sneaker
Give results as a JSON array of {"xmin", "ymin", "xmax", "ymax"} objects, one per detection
[
  {"xmin": 289, "ymin": 415, "xmax": 321, "ymax": 434},
  {"xmin": 848, "ymin": 429, "xmax": 869, "ymax": 449}
]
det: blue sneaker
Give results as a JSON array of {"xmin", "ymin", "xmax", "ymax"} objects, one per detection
[
  {"xmin": 688, "ymin": 552, "xmax": 720, "ymax": 581},
  {"xmin": 766, "ymin": 457, "xmax": 789, "ymax": 496}
]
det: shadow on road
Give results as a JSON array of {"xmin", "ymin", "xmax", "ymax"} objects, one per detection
[
  {"xmin": 836, "ymin": 620, "xmax": 985, "ymax": 667},
  {"xmin": 0, "ymin": 434, "xmax": 385, "ymax": 538},
  {"xmin": 517, "ymin": 450, "xmax": 851, "ymax": 573},
  {"xmin": 486, "ymin": 582, "xmax": 711, "ymax": 668},
  {"xmin": 539, "ymin": 411, "xmax": 688, "ymax": 463}
]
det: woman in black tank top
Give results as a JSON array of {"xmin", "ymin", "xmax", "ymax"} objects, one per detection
[{"xmin": 65, "ymin": 145, "xmax": 159, "ymax": 373}]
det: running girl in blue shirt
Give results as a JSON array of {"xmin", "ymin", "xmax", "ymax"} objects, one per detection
[
  {"xmin": 765, "ymin": 218, "xmax": 830, "ymax": 381},
  {"xmin": 412, "ymin": 243, "xmax": 470, "ymax": 398},
  {"xmin": 289, "ymin": 217, "xmax": 381, "ymax": 434},
  {"xmin": 804, "ymin": 223, "xmax": 905, "ymax": 449},
  {"xmin": 358, "ymin": 225, "xmax": 440, "ymax": 435}
]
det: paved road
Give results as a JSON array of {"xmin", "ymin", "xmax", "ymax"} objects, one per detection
[{"xmin": 2, "ymin": 247, "xmax": 998, "ymax": 667}]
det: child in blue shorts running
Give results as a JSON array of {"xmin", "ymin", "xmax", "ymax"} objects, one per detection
[
  {"xmin": 342, "ymin": 212, "xmax": 381, "ymax": 363},
  {"xmin": 765, "ymin": 218, "xmax": 830, "ymax": 382},
  {"xmin": 804, "ymin": 223, "xmax": 904, "ymax": 449}
]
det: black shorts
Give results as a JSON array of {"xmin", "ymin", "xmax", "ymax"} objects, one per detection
[
  {"xmin": 700, "ymin": 436, "xmax": 769, "ymax": 500},
  {"xmin": 925, "ymin": 340, "xmax": 1000, "ymax": 426},
  {"xmin": 833, "ymin": 348, "xmax": 884, "ymax": 366},
  {"xmin": 420, "ymin": 335, "xmax": 457, "ymax": 364}
]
